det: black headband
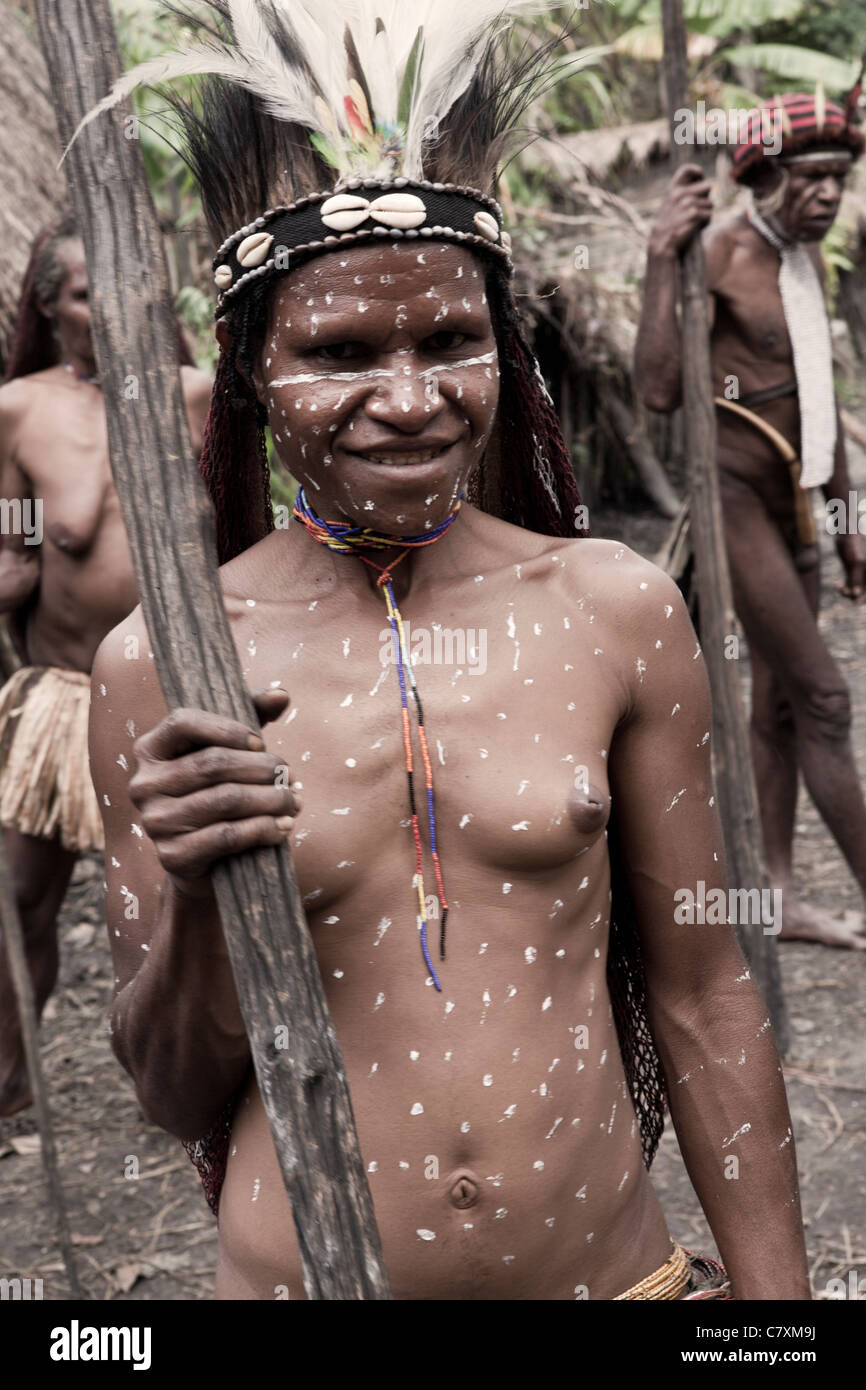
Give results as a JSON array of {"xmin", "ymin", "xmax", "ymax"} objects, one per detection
[{"xmin": 212, "ymin": 178, "xmax": 513, "ymax": 310}]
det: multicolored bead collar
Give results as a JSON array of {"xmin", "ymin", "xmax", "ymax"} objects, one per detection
[
  {"xmin": 293, "ymin": 488, "xmax": 463, "ymax": 990},
  {"xmin": 212, "ymin": 178, "xmax": 512, "ymax": 308}
]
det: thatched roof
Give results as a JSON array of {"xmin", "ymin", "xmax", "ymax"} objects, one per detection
[
  {"xmin": 531, "ymin": 118, "xmax": 671, "ymax": 186},
  {"xmin": 0, "ymin": 2, "xmax": 67, "ymax": 363}
]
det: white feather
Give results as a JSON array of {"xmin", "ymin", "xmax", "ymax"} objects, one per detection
[
  {"xmin": 68, "ymin": 0, "xmax": 558, "ymax": 182},
  {"xmin": 404, "ymin": 1, "xmax": 550, "ymax": 175},
  {"xmin": 63, "ymin": 42, "xmax": 279, "ymax": 157},
  {"xmin": 226, "ymin": 0, "xmax": 348, "ymax": 157}
]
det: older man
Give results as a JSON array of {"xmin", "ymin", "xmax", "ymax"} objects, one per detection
[
  {"xmin": 0, "ymin": 216, "xmax": 212, "ymax": 1112},
  {"xmin": 634, "ymin": 91, "xmax": 866, "ymax": 949}
]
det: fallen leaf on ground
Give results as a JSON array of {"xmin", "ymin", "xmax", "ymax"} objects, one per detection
[
  {"xmin": 66, "ymin": 924, "xmax": 96, "ymax": 949},
  {"xmin": 10, "ymin": 1134, "xmax": 41, "ymax": 1155},
  {"xmin": 111, "ymin": 1261, "xmax": 146, "ymax": 1295}
]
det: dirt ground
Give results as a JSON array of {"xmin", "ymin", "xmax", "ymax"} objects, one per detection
[{"xmin": 1, "ymin": 447, "xmax": 864, "ymax": 1303}]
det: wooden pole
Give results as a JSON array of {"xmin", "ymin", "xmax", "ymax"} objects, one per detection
[
  {"xmin": 34, "ymin": 0, "xmax": 391, "ymax": 1298},
  {"xmin": 660, "ymin": 0, "xmax": 787, "ymax": 1049},
  {"xmin": 0, "ymin": 837, "xmax": 83, "ymax": 1297}
]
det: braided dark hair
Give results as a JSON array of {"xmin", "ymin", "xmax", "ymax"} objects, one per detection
[{"xmin": 2, "ymin": 214, "xmax": 79, "ymax": 382}]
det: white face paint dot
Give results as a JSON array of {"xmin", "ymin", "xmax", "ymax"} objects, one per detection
[
  {"xmin": 533, "ymin": 1161, "xmax": 544, "ymax": 1171},
  {"xmin": 416, "ymin": 1229, "xmax": 436, "ymax": 1241},
  {"xmin": 524, "ymin": 947, "xmax": 537, "ymax": 964},
  {"xmin": 410, "ymin": 1102, "xmax": 424, "ymax": 1116},
  {"xmin": 483, "ymin": 1074, "xmax": 494, "ymax": 1087}
]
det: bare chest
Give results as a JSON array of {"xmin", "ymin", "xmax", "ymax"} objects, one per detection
[
  {"xmin": 17, "ymin": 395, "xmax": 116, "ymax": 557},
  {"xmin": 230, "ymin": 577, "xmax": 622, "ymax": 912},
  {"xmin": 714, "ymin": 271, "xmax": 792, "ymax": 373}
]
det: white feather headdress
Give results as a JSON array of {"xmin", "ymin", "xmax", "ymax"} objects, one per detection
[{"xmin": 72, "ymin": 0, "xmax": 555, "ymax": 184}]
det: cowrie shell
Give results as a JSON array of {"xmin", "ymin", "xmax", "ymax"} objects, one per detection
[
  {"xmin": 368, "ymin": 192, "xmax": 427, "ymax": 229},
  {"xmin": 214, "ymin": 264, "xmax": 234, "ymax": 289},
  {"xmin": 501, "ymin": 230, "xmax": 513, "ymax": 253},
  {"xmin": 321, "ymin": 193, "xmax": 370, "ymax": 232},
  {"xmin": 474, "ymin": 210, "xmax": 500, "ymax": 242},
  {"xmin": 236, "ymin": 231, "xmax": 274, "ymax": 267}
]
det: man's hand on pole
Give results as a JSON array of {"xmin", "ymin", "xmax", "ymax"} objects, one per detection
[{"xmin": 649, "ymin": 164, "xmax": 713, "ymax": 260}]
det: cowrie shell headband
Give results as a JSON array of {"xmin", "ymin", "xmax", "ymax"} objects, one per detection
[{"xmin": 212, "ymin": 178, "xmax": 513, "ymax": 307}]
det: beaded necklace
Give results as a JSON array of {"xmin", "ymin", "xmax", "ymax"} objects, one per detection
[
  {"xmin": 63, "ymin": 360, "xmax": 101, "ymax": 387},
  {"xmin": 293, "ymin": 487, "xmax": 461, "ymax": 990}
]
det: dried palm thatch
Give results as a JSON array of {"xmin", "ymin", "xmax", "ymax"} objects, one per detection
[
  {"xmin": 509, "ymin": 124, "xmax": 683, "ymax": 519},
  {"xmin": 0, "ymin": 3, "xmax": 66, "ymax": 369},
  {"xmin": 0, "ymin": 665, "xmax": 104, "ymax": 852}
]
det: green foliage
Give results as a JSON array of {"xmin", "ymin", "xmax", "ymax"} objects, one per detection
[
  {"xmin": 822, "ymin": 214, "xmax": 857, "ymax": 315},
  {"xmin": 719, "ymin": 44, "xmax": 858, "ymax": 95},
  {"xmin": 680, "ymin": 0, "xmax": 806, "ymax": 35},
  {"xmin": 174, "ymin": 286, "xmax": 218, "ymax": 370},
  {"xmin": 112, "ymin": 1, "xmax": 213, "ymax": 364},
  {"xmin": 756, "ymin": 0, "xmax": 866, "ymax": 63},
  {"xmin": 267, "ymin": 433, "xmax": 299, "ymax": 515},
  {"xmin": 560, "ymin": 0, "xmax": 860, "ymax": 136}
]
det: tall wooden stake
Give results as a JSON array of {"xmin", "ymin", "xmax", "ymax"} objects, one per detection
[
  {"xmin": 660, "ymin": 0, "xmax": 787, "ymax": 1049},
  {"xmin": 34, "ymin": 0, "xmax": 391, "ymax": 1298},
  {"xmin": 0, "ymin": 839, "xmax": 82, "ymax": 1298}
]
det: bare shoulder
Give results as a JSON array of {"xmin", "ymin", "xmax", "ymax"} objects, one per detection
[
  {"xmin": 559, "ymin": 535, "xmax": 684, "ymax": 611},
  {"xmin": 0, "ymin": 368, "xmax": 70, "ymax": 420},
  {"xmin": 180, "ymin": 363, "xmax": 214, "ymax": 408},
  {"xmin": 90, "ymin": 605, "xmax": 170, "ymax": 750},
  {"xmin": 558, "ymin": 537, "xmax": 700, "ymax": 697},
  {"xmin": 0, "ymin": 376, "xmax": 34, "ymax": 422},
  {"xmin": 91, "ymin": 539, "xmax": 272, "ymax": 718},
  {"xmin": 702, "ymin": 212, "xmax": 743, "ymax": 287}
]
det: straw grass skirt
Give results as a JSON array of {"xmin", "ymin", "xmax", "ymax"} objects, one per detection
[{"xmin": 0, "ymin": 665, "xmax": 104, "ymax": 852}]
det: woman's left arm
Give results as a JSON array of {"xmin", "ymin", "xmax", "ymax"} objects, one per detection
[{"xmin": 607, "ymin": 558, "xmax": 810, "ymax": 1301}]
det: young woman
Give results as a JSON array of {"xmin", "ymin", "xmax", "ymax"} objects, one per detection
[{"xmin": 87, "ymin": 2, "xmax": 808, "ymax": 1300}]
